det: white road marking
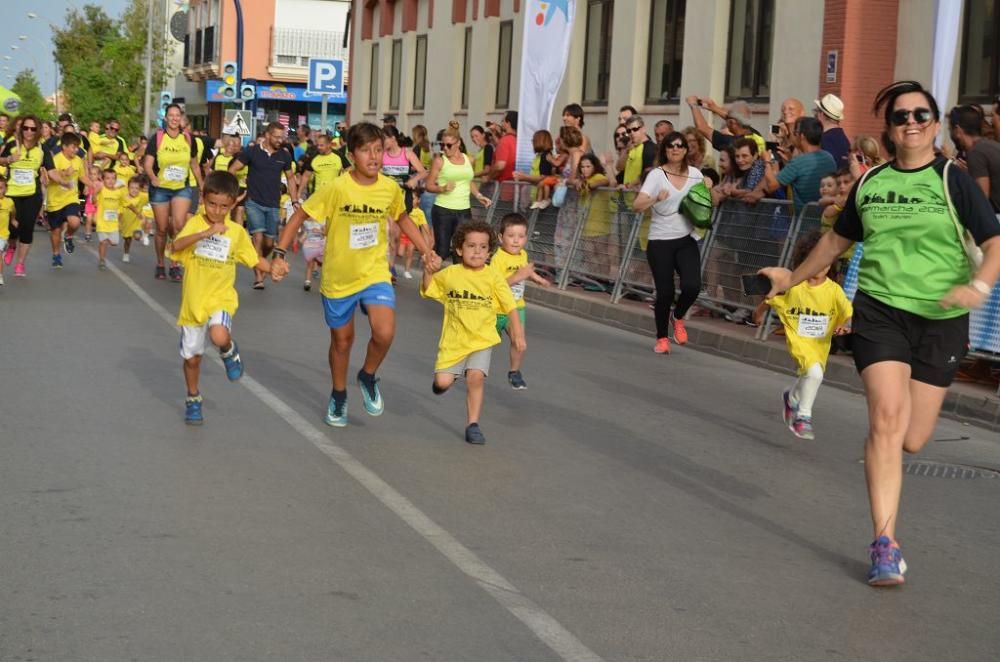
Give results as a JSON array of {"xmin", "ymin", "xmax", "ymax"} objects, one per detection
[{"xmin": 96, "ymin": 250, "xmax": 605, "ymax": 662}]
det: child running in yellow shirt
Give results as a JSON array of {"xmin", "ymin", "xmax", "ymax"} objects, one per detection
[
  {"xmin": 489, "ymin": 213, "xmax": 551, "ymax": 389},
  {"xmin": 120, "ymin": 176, "xmax": 148, "ymax": 263},
  {"xmin": 0, "ymin": 178, "xmax": 15, "ymax": 286},
  {"xmin": 93, "ymin": 169, "xmax": 126, "ymax": 270},
  {"xmin": 764, "ymin": 231, "xmax": 852, "ymax": 440},
  {"xmin": 171, "ymin": 171, "xmax": 271, "ymax": 425},
  {"xmin": 422, "ymin": 220, "xmax": 525, "ymax": 444},
  {"xmin": 397, "ymin": 190, "xmax": 433, "ymax": 279}
]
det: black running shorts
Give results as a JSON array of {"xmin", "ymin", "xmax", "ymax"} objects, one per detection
[{"xmin": 851, "ymin": 291, "xmax": 968, "ymax": 387}]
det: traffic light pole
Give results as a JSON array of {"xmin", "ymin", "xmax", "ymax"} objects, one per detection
[{"xmin": 142, "ymin": 0, "xmax": 154, "ymax": 134}]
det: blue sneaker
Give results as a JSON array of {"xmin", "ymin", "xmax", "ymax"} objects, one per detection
[
  {"xmin": 782, "ymin": 389, "xmax": 798, "ymax": 427},
  {"xmin": 465, "ymin": 423, "xmax": 486, "ymax": 445},
  {"xmin": 184, "ymin": 395, "xmax": 204, "ymax": 425},
  {"xmin": 867, "ymin": 536, "xmax": 907, "ymax": 586},
  {"xmin": 325, "ymin": 396, "xmax": 348, "ymax": 427},
  {"xmin": 52, "ymin": 254, "xmax": 63, "ymax": 269},
  {"xmin": 357, "ymin": 370, "xmax": 384, "ymax": 416},
  {"xmin": 220, "ymin": 341, "xmax": 243, "ymax": 381}
]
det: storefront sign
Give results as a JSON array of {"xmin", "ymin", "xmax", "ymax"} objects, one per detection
[{"xmin": 206, "ymin": 80, "xmax": 348, "ymax": 104}]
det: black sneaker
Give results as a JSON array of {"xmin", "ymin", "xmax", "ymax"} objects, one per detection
[
  {"xmin": 465, "ymin": 423, "xmax": 486, "ymax": 445},
  {"xmin": 508, "ymin": 370, "xmax": 527, "ymax": 390},
  {"xmin": 155, "ymin": 265, "xmax": 167, "ymax": 280},
  {"xmin": 169, "ymin": 265, "xmax": 183, "ymax": 282},
  {"xmin": 64, "ymin": 236, "xmax": 75, "ymax": 254}
]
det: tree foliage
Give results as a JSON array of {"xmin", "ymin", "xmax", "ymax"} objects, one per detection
[
  {"xmin": 52, "ymin": 0, "xmax": 171, "ymax": 140},
  {"xmin": 11, "ymin": 69, "xmax": 54, "ymax": 119}
]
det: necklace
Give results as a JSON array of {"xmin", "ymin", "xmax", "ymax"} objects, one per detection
[{"xmin": 662, "ymin": 165, "xmax": 686, "ymax": 177}]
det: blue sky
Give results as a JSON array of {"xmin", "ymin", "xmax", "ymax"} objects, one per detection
[{"xmin": 0, "ymin": 0, "xmax": 130, "ymax": 94}]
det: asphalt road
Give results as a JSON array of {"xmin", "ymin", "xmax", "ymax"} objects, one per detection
[{"xmin": 1, "ymin": 239, "xmax": 998, "ymax": 662}]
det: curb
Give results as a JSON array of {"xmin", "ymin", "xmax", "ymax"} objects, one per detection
[{"xmin": 526, "ymin": 285, "xmax": 1000, "ymax": 433}]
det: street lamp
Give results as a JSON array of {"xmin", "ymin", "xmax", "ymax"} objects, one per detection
[{"xmin": 25, "ymin": 11, "xmax": 61, "ymax": 113}]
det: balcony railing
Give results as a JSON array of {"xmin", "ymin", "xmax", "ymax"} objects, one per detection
[{"xmin": 271, "ymin": 27, "xmax": 349, "ymax": 68}]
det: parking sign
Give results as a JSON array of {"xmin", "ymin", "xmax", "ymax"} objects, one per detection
[{"xmin": 307, "ymin": 59, "xmax": 345, "ymax": 96}]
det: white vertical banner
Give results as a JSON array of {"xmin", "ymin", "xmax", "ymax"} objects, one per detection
[
  {"xmin": 930, "ymin": 0, "xmax": 961, "ymax": 113},
  {"xmin": 515, "ymin": 0, "xmax": 576, "ymax": 172}
]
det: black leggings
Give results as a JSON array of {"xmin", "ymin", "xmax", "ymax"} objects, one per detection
[
  {"xmin": 646, "ymin": 236, "xmax": 702, "ymax": 339},
  {"xmin": 11, "ymin": 194, "xmax": 43, "ymax": 244},
  {"xmin": 432, "ymin": 205, "xmax": 471, "ymax": 261}
]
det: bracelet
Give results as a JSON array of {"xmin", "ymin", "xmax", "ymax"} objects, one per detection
[
  {"xmin": 970, "ymin": 279, "xmax": 992, "ymax": 295},
  {"xmin": 272, "ymin": 248, "xmax": 287, "ymax": 260}
]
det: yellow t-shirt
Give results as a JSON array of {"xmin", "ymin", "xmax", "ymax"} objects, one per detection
[
  {"xmin": 88, "ymin": 131, "xmax": 106, "ymax": 163},
  {"xmin": 121, "ymin": 191, "xmax": 148, "ymax": 236},
  {"xmin": 767, "ymin": 278, "xmax": 853, "ymax": 374},
  {"xmin": 301, "ymin": 173, "xmax": 405, "ymax": 299},
  {"xmin": 421, "ymin": 263, "xmax": 518, "ymax": 370},
  {"xmin": 46, "ymin": 152, "xmax": 86, "ymax": 212},
  {"xmin": 214, "ymin": 153, "xmax": 248, "ymax": 188},
  {"xmin": 114, "ymin": 163, "xmax": 137, "ymax": 188},
  {"xmin": 0, "ymin": 197, "xmax": 13, "ymax": 240},
  {"xmin": 95, "ymin": 187, "xmax": 126, "ymax": 233},
  {"xmin": 308, "ymin": 152, "xmax": 344, "ymax": 192},
  {"xmin": 151, "ymin": 132, "xmax": 193, "ymax": 191},
  {"xmin": 172, "ymin": 214, "xmax": 260, "ymax": 326},
  {"xmin": 581, "ymin": 175, "xmax": 613, "ymax": 237},
  {"xmin": 409, "ymin": 206, "xmax": 428, "ymax": 228},
  {"xmin": 6, "ymin": 144, "xmax": 44, "ymax": 197},
  {"xmin": 489, "ymin": 247, "xmax": 528, "ymax": 309}
]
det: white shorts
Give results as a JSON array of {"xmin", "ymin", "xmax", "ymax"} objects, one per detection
[
  {"xmin": 98, "ymin": 231, "xmax": 120, "ymax": 245},
  {"xmin": 438, "ymin": 347, "xmax": 493, "ymax": 377},
  {"xmin": 179, "ymin": 310, "xmax": 232, "ymax": 359}
]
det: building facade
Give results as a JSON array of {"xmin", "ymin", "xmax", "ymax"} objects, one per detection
[
  {"xmin": 182, "ymin": 0, "xmax": 351, "ymax": 136},
  {"xmin": 350, "ymin": 0, "xmax": 998, "ymax": 156}
]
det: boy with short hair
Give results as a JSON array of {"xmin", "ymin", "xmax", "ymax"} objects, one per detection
[
  {"xmin": 43, "ymin": 132, "xmax": 94, "ymax": 266},
  {"xmin": 423, "ymin": 220, "xmax": 525, "ymax": 444},
  {"xmin": 0, "ymin": 179, "xmax": 16, "ymax": 285},
  {"xmin": 489, "ymin": 213, "xmax": 551, "ymax": 389},
  {"xmin": 171, "ymin": 171, "xmax": 271, "ymax": 425}
]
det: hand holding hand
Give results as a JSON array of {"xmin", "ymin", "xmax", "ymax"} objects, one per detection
[
  {"xmin": 423, "ymin": 252, "xmax": 443, "ymax": 274},
  {"xmin": 270, "ymin": 257, "xmax": 290, "ymax": 282}
]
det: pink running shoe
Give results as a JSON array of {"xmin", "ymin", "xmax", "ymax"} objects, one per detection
[
  {"xmin": 672, "ymin": 318, "xmax": 688, "ymax": 345},
  {"xmin": 3, "ymin": 246, "xmax": 14, "ymax": 266},
  {"xmin": 14, "ymin": 262, "xmax": 26, "ymax": 277},
  {"xmin": 653, "ymin": 337, "xmax": 671, "ymax": 354}
]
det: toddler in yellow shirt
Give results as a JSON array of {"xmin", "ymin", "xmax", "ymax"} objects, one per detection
[
  {"xmin": 422, "ymin": 220, "xmax": 525, "ymax": 444},
  {"xmin": 170, "ymin": 171, "xmax": 271, "ymax": 425}
]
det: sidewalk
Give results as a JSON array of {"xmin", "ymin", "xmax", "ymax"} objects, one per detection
[{"xmin": 526, "ymin": 284, "xmax": 1000, "ymax": 432}]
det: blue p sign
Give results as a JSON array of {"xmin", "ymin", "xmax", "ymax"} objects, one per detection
[{"xmin": 308, "ymin": 59, "xmax": 344, "ymax": 95}]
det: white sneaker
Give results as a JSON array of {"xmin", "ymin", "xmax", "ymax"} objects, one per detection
[
  {"xmin": 536, "ymin": 199, "xmax": 552, "ymax": 209},
  {"xmin": 529, "ymin": 201, "xmax": 541, "ymax": 209},
  {"xmin": 141, "ymin": 233, "xmax": 150, "ymax": 246},
  {"xmin": 122, "ymin": 253, "xmax": 131, "ymax": 263},
  {"xmin": 403, "ymin": 271, "xmax": 413, "ymax": 279},
  {"xmin": 0, "ymin": 274, "xmax": 5, "ymax": 286}
]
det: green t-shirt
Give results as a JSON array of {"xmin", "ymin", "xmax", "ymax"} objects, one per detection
[{"xmin": 834, "ymin": 158, "xmax": 999, "ymax": 319}]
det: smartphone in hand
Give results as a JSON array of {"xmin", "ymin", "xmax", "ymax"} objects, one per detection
[{"xmin": 742, "ymin": 273, "xmax": 773, "ymax": 296}]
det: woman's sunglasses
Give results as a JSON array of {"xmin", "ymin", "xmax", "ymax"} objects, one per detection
[{"xmin": 889, "ymin": 107, "xmax": 933, "ymax": 126}]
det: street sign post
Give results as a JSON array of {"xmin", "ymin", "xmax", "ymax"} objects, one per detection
[
  {"xmin": 223, "ymin": 109, "xmax": 254, "ymax": 142},
  {"xmin": 308, "ymin": 59, "xmax": 344, "ymax": 134}
]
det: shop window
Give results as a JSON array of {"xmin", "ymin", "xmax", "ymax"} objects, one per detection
[
  {"xmin": 496, "ymin": 21, "xmax": 513, "ymax": 109},
  {"xmin": 583, "ymin": 0, "xmax": 613, "ymax": 106},
  {"xmin": 646, "ymin": 0, "xmax": 685, "ymax": 104},
  {"xmin": 959, "ymin": 0, "xmax": 999, "ymax": 102},
  {"xmin": 369, "ymin": 43, "xmax": 379, "ymax": 110},
  {"xmin": 461, "ymin": 27, "xmax": 473, "ymax": 110},
  {"xmin": 389, "ymin": 39, "xmax": 403, "ymax": 111},
  {"xmin": 414, "ymin": 35, "xmax": 428, "ymax": 111}
]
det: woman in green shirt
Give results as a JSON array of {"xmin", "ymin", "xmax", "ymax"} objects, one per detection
[{"xmin": 762, "ymin": 81, "xmax": 1000, "ymax": 588}]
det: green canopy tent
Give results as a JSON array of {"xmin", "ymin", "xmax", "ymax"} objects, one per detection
[{"xmin": 0, "ymin": 86, "xmax": 22, "ymax": 116}]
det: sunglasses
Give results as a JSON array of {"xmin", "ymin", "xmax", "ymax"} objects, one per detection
[
  {"xmin": 627, "ymin": 126, "xmax": 643, "ymax": 133},
  {"xmin": 889, "ymin": 107, "xmax": 933, "ymax": 126},
  {"xmin": 666, "ymin": 142, "xmax": 686, "ymax": 149},
  {"xmin": 442, "ymin": 142, "xmax": 457, "ymax": 149},
  {"xmin": 22, "ymin": 126, "xmax": 38, "ymax": 132},
  {"xmin": 107, "ymin": 126, "xmax": 120, "ymax": 131}
]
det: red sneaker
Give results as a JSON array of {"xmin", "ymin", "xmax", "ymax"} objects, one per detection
[
  {"xmin": 673, "ymin": 318, "xmax": 688, "ymax": 345},
  {"xmin": 653, "ymin": 337, "xmax": 671, "ymax": 354}
]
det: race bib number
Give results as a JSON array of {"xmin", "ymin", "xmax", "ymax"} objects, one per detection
[
  {"xmin": 194, "ymin": 234, "xmax": 231, "ymax": 262},
  {"xmin": 116, "ymin": 179, "xmax": 126, "ymax": 188},
  {"xmin": 510, "ymin": 281, "xmax": 526, "ymax": 300},
  {"xmin": 103, "ymin": 209, "xmax": 119, "ymax": 221},
  {"xmin": 349, "ymin": 223, "xmax": 379, "ymax": 250},
  {"xmin": 163, "ymin": 165, "xmax": 187, "ymax": 182},
  {"xmin": 797, "ymin": 314, "xmax": 829, "ymax": 339},
  {"xmin": 11, "ymin": 168, "xmax": 33, "ymax": 186}
]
